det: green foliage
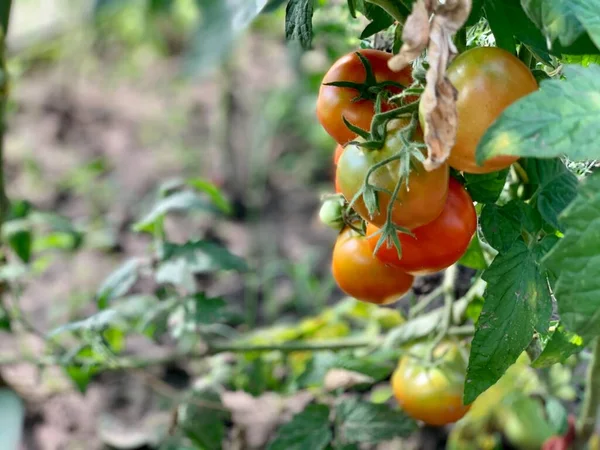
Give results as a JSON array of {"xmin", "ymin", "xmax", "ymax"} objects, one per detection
[
  {"xmin": 285, "ymin": 0, "xmax": 315, "ymax": 49},
  {"xmin": 465, "ymin": 239, "xmax": 553, "ymax": 403},
  {"xmin": 532, "ymin": 323, "xmax": 584, "ymax": 368},
  {"xmin": 477, "ymin": 65, "xmax": 600, "ymax": 165},
  {"xmin": 334, "ymin": 398, "xmax": 417, "ymax": 444},
  {"xmin": 458, "ymin": 234, "xmax": 488, "ymax": 270},
  {"xmin": 463, "ymin": 169, "xmax": 509, "ymax": 204},
  {"xmin": 267, "ymin": 404, "xmax": 332, "ymax": 450},
  {"xmin": 544, "ymin": 172, "xmax": 600, "ymax": 339}
]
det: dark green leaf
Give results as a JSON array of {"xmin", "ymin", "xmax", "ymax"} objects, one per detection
[
  {"xmin": 268, "ymin": 404, "xmax": 332, "ymax": 450},
  {"xmin": 134, "ymin": 190, "xmax": 219, "ymax": 233},
  {"xmin": 180, "ymin": 385, "xmax": 229, "ymax": 450},
  {"xmin": 285, "ymin": 0, "xmax": 314, "ymax": 49},
  {"xmin": 464, "ymin": 240, "xmax": 552, "ymax": 403},
  {"xmin": 359, "ymin": 5, "xmax": 395, "ymax": 39},
  {"xmin": 477, "ymin": 65, "xmax": 600, "ymax": 165},
  {"xmin": 463, "ymin": 169, "xmax": 509, "ymax": 204},
  {"xmin": 96, "ymin": 259, "xmax": 141, "ymax": 309},
  {"xmin": 7, "ymin": 230, "xmax": 32, "ymax": 263},
  {"xmin": 465, "ymin": 0, "xmax": 484, "ymax": 26},
  {"xmin": 520, "ymin": 158, "xmax": 579, "ymax": 231},
  {"xmin": 0, "ymin": 388, "xmax": 24, "ymax": 450},
  {"xmin": 335, "ymin": 398, "xmax": 416, "ymax": 444},
  {"xmin": 0, "ymin": 303, "xmax": 10, "ymax": 331},
  {"xmin": 458, "ymin": 234, "xmax": 488, "ymax": 270},
  {"xmin": 543, "ymin": 172, "xmax": 600, "ymax": 339},
  {"xmin": 532, "ymin": 323, "xmax": 584, "ymax": 368},
  {"xmin": 189, "ymin": 293, "xmax": 227, "ymax": 324},
  {"xmin": 480, "ymin": 202, "xmax": 523, "ymax": 252}
]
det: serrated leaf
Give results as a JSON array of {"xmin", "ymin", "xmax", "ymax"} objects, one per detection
[
  {"xmin": 335, "ymin": 398, "xmax": 416, "ymax": 444},
  {"xmin": 180, "ymin": 385, "xmax": 229, "ymax": 450},
  {"xmin": 285, "ymin": 0, "xmax": 314, "ymax": 49},
  {"xmin": 480, "ymin": 202, "xmax": 523, "ymax": 252},
  {"xmin": 464, "ymin": 240, "xmax": 552, "ymax": 403},
  {"xmin": 543, "ymin": 172, "xmax": 600, "ymax": 339},
  {"xmin": 267, "ymin": 404, "xmax": 332, "ymax": 450},
  {"xmin": 477, "ymin": 65, "xmax": 600, "ymax": 165},
  {"xmin": 532, "ymin": 324, "xmax": 584, "ymax": 368},
  {"xmin": 458, "ymin": 234, "xmax": 488, "ymax": 270},
  {"xmin": 520, "ymin": 158, "xmax": 578, "ymax": 231},
  {"xmin": 0, "ymin": 388, "xmax": 24, "ymax": 450},
  {"xmin": 463, "ymin": 169, "xmax": 509, "ymax": 204},
  {"xmin": 96, "ymin": 259, "xmax": 141, "ymax": 309}
]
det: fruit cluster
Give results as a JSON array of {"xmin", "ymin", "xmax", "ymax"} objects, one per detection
[{"xmin": 318, "ymin": 47, "xmax": 537, "ymax": 306}]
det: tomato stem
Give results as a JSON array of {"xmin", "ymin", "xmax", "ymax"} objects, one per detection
[
  {"xmin": 576, "ymin": 338, "xmax": 600, "ymax": 448},
  {"xmin": 428, "ymin": 265, "xmax": 458, "ymax": 361}
]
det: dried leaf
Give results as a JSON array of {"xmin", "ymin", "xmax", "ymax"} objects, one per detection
[
  {"xmin": 324, "ymin": 369, "xmax": 375, "ymax": 392},
  {"xmin": 388, "ymin": 0, "xmax": 432, "ymax": 72}
]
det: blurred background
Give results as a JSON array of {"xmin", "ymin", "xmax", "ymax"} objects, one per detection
[{"xmin": 1, "ymin": 0, "xmax": 373, "ymax": 448}]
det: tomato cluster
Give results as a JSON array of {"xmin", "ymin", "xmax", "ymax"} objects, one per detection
[{"xmin": 318, "ymin": 47, "xmax": 536, "ymax": 306}]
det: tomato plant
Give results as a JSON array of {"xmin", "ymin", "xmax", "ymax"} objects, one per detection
[
  {"xmin": 366, "ymin": 177, "xmax": 476, "ymax": 274},
  {"xmin": 436, "ymin": 47, "xmax": 538, "ymax": 174},
  {"xmin": 331, "ymin": 227, "xmax": 414, "ymax": 305},
  {"xmin": 392, "ymin": 340, "xmax": 470, "ymax": 426},
  {"xmin": 317, "ymin": 49, "xmax": 413, "ymax": 145},
  {"xmin": 336, "ymin": 121, "xmax": 449, "ymax": 230}
]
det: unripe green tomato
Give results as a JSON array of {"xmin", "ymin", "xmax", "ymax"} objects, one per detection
[{"xmin": 319, "ymin": 198, "xmax": 344, "ymax": 230}]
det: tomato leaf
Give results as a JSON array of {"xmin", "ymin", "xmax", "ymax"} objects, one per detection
[
  {"xmin": 267, "ymin": 404, "xmax": 332, "ymax": 450},
  {"xmin": 463, "ymin": 169, "xmax": 509, "ymax": 204},
  {"xmin": 532, "ymin": 323, "xmax": 584, "ymax": 368},
  {"xmin": 458, "ymin": 234, "xmax": 488, "ymax": 270},
  {"xmin": 335, "ymin": 398, "xmax": 416, "ymax": 444},
  {"xmin": 180, "ymin": 385, "xmax": 229, "ymax": 450},
  {"xmin": 188, "ymin": 293, "xmax": 227, "ymax": 325},
  {"xmin": 543, "ymin": 172, "xmax": 600, "ymax": 339},
  {"xmin": 96, "ymin": 259, "xmax": 141, "ymax": 309},
  {"xmin": 464, "ymin": 240, "xmax": 553, "ymax": 404},
  {"xmin": 480, "ymin": 201, "xmax": 524, "ymax": 253},
  {"xmin": 521, "ymin": 0, "xmax": 600, "ymax": 49},
  {"xmin": 519, "ymin": 159, "xmax": 579, "ymax": 231},
  {"xmin": 477, "ymin": 65, "xmax": 600, "ymax": 165},
  {"xmin": 360, "ymin": 5, "xmax": 395, "ymax": 39},
  {"xmin": 285, "ymin": 0, "xmax": 314, "ymax": 49}
]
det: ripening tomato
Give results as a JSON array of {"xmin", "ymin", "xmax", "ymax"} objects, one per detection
[
  {"xmin": 317, "ymin": 49, "xmax": 413, "ymax": 145},
  {"xmin": 366, "ymin": 178, "xmax": 476, "ymax": 274},
  {"xmin": 334, "ymin": 144, "xmax": 344, "ymax": 165},
  {"xmin": 332, "ymin": 228, "xmax": 414, "ymax": 305},
  {"xmin": 440, "ymin": 46, "xmax": 538, "ymax": 174},
  {"xmin": 336, "ymin": 121, "xmax": 449, "ymax": 230},
  {"xmin": 392, "ymin": 340, "xmax": 470, "ymax": 426}
]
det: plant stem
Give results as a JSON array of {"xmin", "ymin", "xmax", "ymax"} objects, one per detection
[
  {"xmin": 430, "ymin": 265, "xmax": 458, "ymax": 357},
  {"xmin": 409, "ymin": 285, "xmax": 444, "ymax": 318},
  {"xmin": 576, "ymin": 338, "xmax": 600, "ymax": 448},
  {"xmin": 0, "ymin": 1, "xmax": 10, "ymax": 221},
  {"xmin": 365, "ymin": 0, "xmax": 406, "ymax": 24}
]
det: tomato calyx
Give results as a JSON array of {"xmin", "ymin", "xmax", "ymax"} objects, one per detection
[
  {"xmin": 319, "ymin": 193, "xmax": 364, "ymax": 234},
  {"xmin": 323, "ymin": 52, "xmax": 407, "ymax": 103}
]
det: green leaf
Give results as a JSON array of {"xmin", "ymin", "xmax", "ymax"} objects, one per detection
[
  {"xmin": 463, "ymin": 169, "xmax": 509, "ymax": 204},
  {"xmin": 464, "ymin": 240, "xmax": 553, "ymax": 403},
  {"xmin": 0, "ymin": 388, "xmax": 24, "ymax": 450},
  {"xmin": 335, "ymin": 398, "xmax": 416, "ymax": 444},
  {"xmin": 0, "ymin": 303, "xmax": 10, "ymax": 331},
  {"xmin": 134, "ymin": 190, "xmax": 220, "ymax": 233},
  {"xmin": 285, "ymin": 0, "xmax": 314, "ymax": 49},
  {"xmin": 64, "ymin": 364, "xmax": 99, "ymax": 393},
  {"xmin": 459, "ymin": 234, "xmax": 488, "ymax": 270},
  {"xmin": 480, "ymin": 201, "xmax": 524, "ymax": 252},
  {"xmin": 186, "ymin": 178, "xmax": 232, "ymax": 214},
  {"xmin": 532, "ymin": 323, "xmax": 584, "ymax": 368},
  {"xmin": 50, "ymin": 310, "xmax": 125, "ymax": 337},
  {"xmin": 543, "ymin": 172, "xmax": 600, "ymax": 339},
  {"xmin": 544, "ymin": 396, "xmax": 569, "ymax": 436},
  {"xmin": 187, "ymin": 0, "xmax": 269, "ymax": 77},
  {"xmin": 477, "ymin": 65, "xmax": 600, "ymax": 165},
  {"xmin": 359, "ymin": 5, "xmax": 395, "ymax": 39},
  {"xmin": 522, "ymin": 0, "xmax": 600, "ymax": 49},
  {"xmin": 268, "ymin": 404, "xmax": 332, "ymax": 450},
  {"xmin": 189, "ymin": 293, "xmax": 227, "ymax": 324},
  {"xmin": 520, "ymin": 158, "xmax": 579, "ymax": 231},
  {"xmin": 96, "ymin": 259, "xmax": 141, "ymax": 309},
  {"xmin": 180, "ymin": 385, "xmax": 229, "ymax": 450}
]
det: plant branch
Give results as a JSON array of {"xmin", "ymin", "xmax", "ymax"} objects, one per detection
[
  {"xmin": 576, "ymin": 338, "xmax": 600, "ymax": 448},
  {"xmin": 430, "ymin": 265, "xmax": 458, "ymax": 358}
]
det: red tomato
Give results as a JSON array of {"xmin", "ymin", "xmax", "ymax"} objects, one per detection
[
  {"xmin": 366, "ymin": 178, "xmax": 476, "ymax": 274},
  {"xmin": 317, "ymin": 49, "xmax": 413, "ymax": 145},
  {"xmin": 332, "ymin": 228, "xmax": 414, "ymax": 305},
  {"xmin": 336, "ymin": 121, "xmax": 448, "ymax": 230},
  {"xmin": 442, "ymin": 47, "xmax": 538, "ymax": 174},
  {"xmin": 392, "ymin": 340, "xmax": 470, "ymax": 426}
]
